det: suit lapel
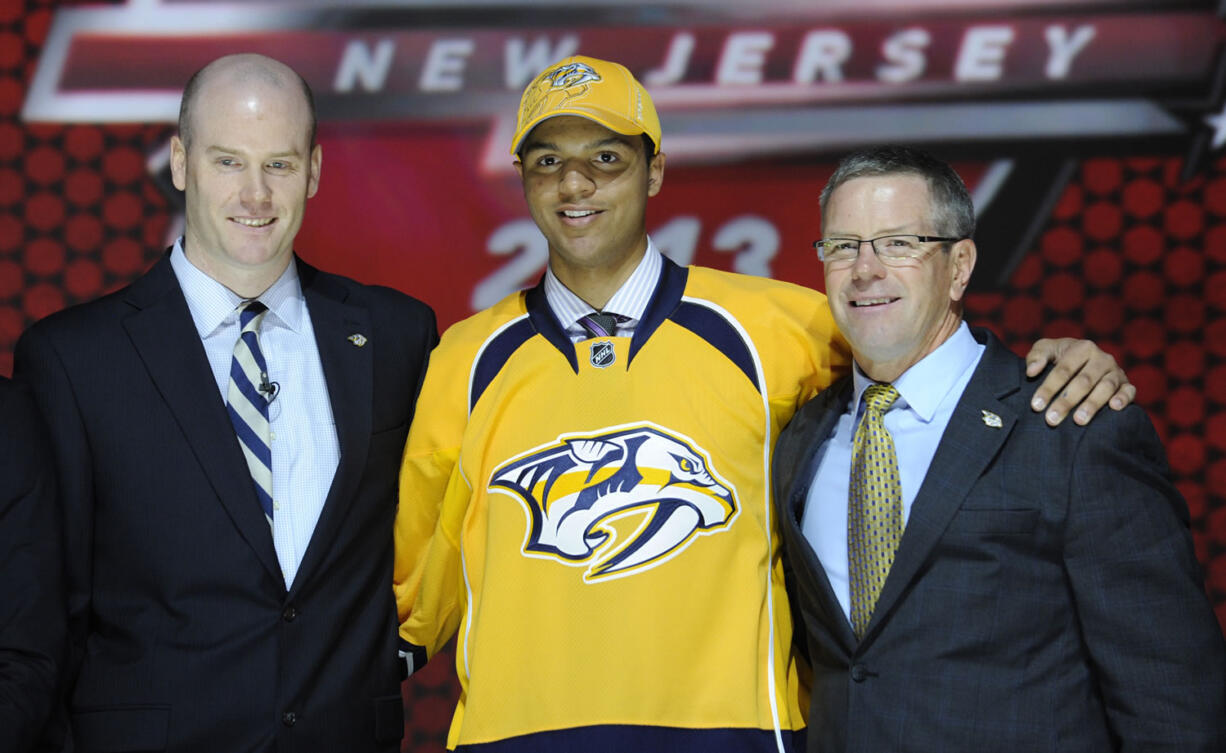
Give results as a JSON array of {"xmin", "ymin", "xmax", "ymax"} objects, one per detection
[
  {"xmin": 289, "ymin": 261, "xmax": 372, "ymax": 595},
  {"xmin": 121, "ymin": 255, "xmax": 283, "ymax": 582},
  {"xmin": 779, "ymin": 378, "xmax": 860, "ymax": 653},
  {"xmin": 859, "ymin": 332, "xmax": 1020, "ymax": 643}
]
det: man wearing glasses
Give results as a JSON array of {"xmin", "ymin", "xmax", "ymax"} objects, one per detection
[{"xmin": 773, "ymin": 145, "xmax": 1226, "ymax": 752}]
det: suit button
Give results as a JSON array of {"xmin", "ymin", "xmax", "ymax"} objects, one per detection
[
  {"xmin": 282, "ymin": 605, "xmax": 298, "ymax": 622},
  {"xmin": 850, "ymin": 664, "xmax": 868, "ymax": 682},
  {"xmin": 282, "ymin": 711, "xmax": 297, "ymax": 726}
]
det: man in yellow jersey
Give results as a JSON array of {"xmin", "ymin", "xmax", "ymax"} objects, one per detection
[{"xmin": 394, "ymin": 56, "xmax": 1133, "ymax": 752}]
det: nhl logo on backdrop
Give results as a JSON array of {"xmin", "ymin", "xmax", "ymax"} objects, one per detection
[{"xmin": 589, "ymin": 340, "xmax": 616, "ymax": 368}]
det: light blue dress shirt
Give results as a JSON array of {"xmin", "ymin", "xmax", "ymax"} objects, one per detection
[
  {"xmin": 170, "ymin": 240, "xmax": 339, "ymax": 587},
  {"xmin": 544, "ymin": 238, "xmax": 663, "ymax": 341},
  {"xmin": 801, "ymin": 322, "xmax": 985, "ymax": 619}
]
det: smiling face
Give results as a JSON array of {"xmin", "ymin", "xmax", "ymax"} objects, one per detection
[
  {"xmin": 822, "ymin": 174, "xmax": 976, "ymax": 382},
  {"xmin": 170, "ymin": 62, "xmax": 320, "ymax": 297},
  {"xmin": 515, "ymin": 116, "xmax": 664, "ymax": 307}
]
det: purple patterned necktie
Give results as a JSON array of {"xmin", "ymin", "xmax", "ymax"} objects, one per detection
[{"xmin": 578, "ymin": 312, "xmax": 624, "ymax": 339}]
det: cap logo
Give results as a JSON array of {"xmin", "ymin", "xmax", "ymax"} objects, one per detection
[
  {"xmin": 521, "ymin": 61, "xmax": 603, "ymax": 123},
  {"xmin": 547, "ymin": 61, "xmax": 601, "ymax": 89}
]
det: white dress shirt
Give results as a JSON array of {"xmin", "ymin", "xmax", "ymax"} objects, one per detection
[
  {"xmin": 543, "ymin": 239, "xmax": 663, "ymax": 341},
  {"xmin": 170, "ymin": 240, "xmax": 339, "ymax": 587},
  {"xmin": 801, "ymin": 322, "xmax": 985, "ymax": 619}
]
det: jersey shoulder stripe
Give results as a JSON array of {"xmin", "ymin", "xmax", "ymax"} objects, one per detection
[
  {"xmin": 671, "ymin": 299, "xmax": 761, "ymax": 393},
  {"xmin": 470, "ymin": 316, "xmax": 535, "ymax": 412}
]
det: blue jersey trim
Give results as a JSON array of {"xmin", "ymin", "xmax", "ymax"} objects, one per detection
[
  {"xmin": 456, "ymin": 725, "xmax": 804, "ymax": 753},
  {"xmin": 524, "ymin": 281, "xmax": 579, "ymax": 373},
  {"xmin": 628, "ymin": 257, "xmax": 688, "ymax": 366},
  {"xmin": 671, "ymin": 301, "xmax": 762, "ymax": 393},
  {"xmin": 502, "ymin": 262, "xmax": 757, "ymax": 395},
  {"xmin": 519, "ymin": 258, "xmax": 692, "ymax": 373},
  {"xmin": 470, "ymin": 318, "xmax": 537, "ymax": 411},
  {"xmin": 396, "ymin": 637, "xmax": 427, "ymax": 679}
]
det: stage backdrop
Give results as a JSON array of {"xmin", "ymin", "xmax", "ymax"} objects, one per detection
[{"xmin": 5, "ymin": 1, "xmax": 1226, "ymax": 750}]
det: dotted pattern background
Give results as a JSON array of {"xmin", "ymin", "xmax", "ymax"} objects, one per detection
[
  {"xmin": 965, "ymin": 156, "xmax": 1226, "ymax": 631},
  {"xmin": 1, "ymin": 4, "xmax": 462, "ymax": 750},
  {"xmin": 0, "ymin": 0, "xmax": 171, "ymax": 376},
  {"xmin": 3, "ymin": 1, "xmax": 1222, "ymax": 751}
]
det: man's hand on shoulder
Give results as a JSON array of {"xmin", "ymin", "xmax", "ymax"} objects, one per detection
[{"xmin": 1024, "ymin": 338, "xmax": 1136, "ymax": 427}]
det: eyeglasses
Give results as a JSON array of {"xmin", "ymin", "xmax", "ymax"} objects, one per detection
[{"xmin": 813, "ymin": 234, "xmax": 962, "ymax": 266}]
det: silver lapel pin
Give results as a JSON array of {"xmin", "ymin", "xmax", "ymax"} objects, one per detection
[
  {"xmin": 981, "ymin": 410, "xmax": 1002, "ymax": 429},
  {"xmin": 347, "ymin": 333, "xmax": 368, "ymax": 347}
]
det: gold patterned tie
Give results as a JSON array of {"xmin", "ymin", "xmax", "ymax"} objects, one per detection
[{"xmin": 848, "ymin": 383, "xmax": 902, "ymax": 638}]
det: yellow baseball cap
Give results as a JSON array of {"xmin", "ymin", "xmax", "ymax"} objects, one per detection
[{"xmin": 510, "ymin": 55, "xmax": 661, "ymax": 156}]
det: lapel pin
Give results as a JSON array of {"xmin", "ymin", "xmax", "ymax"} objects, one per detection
[
  {"xmin": 347, "ymin": 333, "xmax": 368, "ymax": 347},
  {"xmin": 981, "ymin": 410, "xmax": 1002, "ymax": 429}
]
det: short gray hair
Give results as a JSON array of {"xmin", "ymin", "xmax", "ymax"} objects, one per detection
[{"xmin": 819, "ymin": 145, "xmax": 975, "ymax": 240}]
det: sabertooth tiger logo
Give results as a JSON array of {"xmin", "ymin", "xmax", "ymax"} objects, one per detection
[
  {"xmin": 545, "ymin": 61, "xmax": 601, "ymax": 90},
  {"xmin": 519, "ymin": 61, "xmax": 602, "ymax": 125},
  {"xmin": 490, "ymin": 424, "xmax": 738, "ymax": 583}
]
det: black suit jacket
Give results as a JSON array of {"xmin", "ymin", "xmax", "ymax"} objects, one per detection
[
  {"xmin": 15, "ymin": 254, "xmax": 436, "ymax": 753},
  {"xmin": 0, "ymin": 376, "xmax": 65, "ymax": 753},
  {"xmin": 773, "ymin": 327, "xmax": 1226, "ymax": 753}
]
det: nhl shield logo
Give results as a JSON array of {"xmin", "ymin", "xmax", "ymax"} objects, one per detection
[{"xmin": 589, "ymin": 340, "xmax": 616, "ymax": 368}]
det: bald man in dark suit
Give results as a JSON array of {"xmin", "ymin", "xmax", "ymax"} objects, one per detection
[{"xmin": 15, "ymin": 54, "xmax": 435, "ymax": 752}]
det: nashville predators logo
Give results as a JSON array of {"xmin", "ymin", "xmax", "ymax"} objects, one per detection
[
  {"xmin": 490, "ymin": 424, "xmax": 738, "ymax": 583},
  {"xmin": 520, "ymin": 61, "xmax": 602, "ymax": 125},
  {"xmin": 545, "ymin": 61, "xmax": 601, "ymax": 90}
]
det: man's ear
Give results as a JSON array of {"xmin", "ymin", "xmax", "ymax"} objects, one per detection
[
  {"xmin": 647, "ymin": 151, "xmax": 665, "ymax": 198},
  {"xmin": 949, "ymin": 238, "xmax": 977, "ymax": 303},
  {"xmin": 307, "ymin": 143, "xmax": 322, "ymax": 198},
  {"xmin": 170, "ymin": 135, "xmax": 187, "ymax": 191}
]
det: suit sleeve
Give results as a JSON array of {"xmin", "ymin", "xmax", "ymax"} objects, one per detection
[
  {"xmin": 1063, "ymin": 406, "xmax": 1226, "ymax": 752},
  {"xmin": 0, "ymin": 379, "xmax": 66, "ymax": 753},
  {"xmin": 393, "ymin": 333, "xmax": 472, "ymax": 673},
  {"xmin": 14, "ymin": 330, "xmax": 92, "ymax": 711}
]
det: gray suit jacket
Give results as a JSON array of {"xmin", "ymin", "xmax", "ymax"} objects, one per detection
[{"xmin": 773, "ymin": 327, "xmax": 1226, "ymax": 753}]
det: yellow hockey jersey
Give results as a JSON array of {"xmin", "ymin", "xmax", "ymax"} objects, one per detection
[{"xmin": 395, "ymin": 258, "xmax": 850, "ymax": 751}]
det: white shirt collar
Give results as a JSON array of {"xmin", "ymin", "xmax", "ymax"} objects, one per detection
[
  {"xmin": 851, "ymin": 321, "xmax": 980, "ymax": 422},
  {"xmin": 169, "ymin": 237, "xmax": 307, "ymax": 338},
  {"xmin": 543, "ymin": 238, "xmax": 663, "ymax": 327}
]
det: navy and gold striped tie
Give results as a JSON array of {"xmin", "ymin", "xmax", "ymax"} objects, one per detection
[
  {"xmin": 848, "ymin": 383, "xmax": 902, "ymax": 638},
  {"xmin": 226, "ymin": 300, "xmax": 273, "ymax": 525}
]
